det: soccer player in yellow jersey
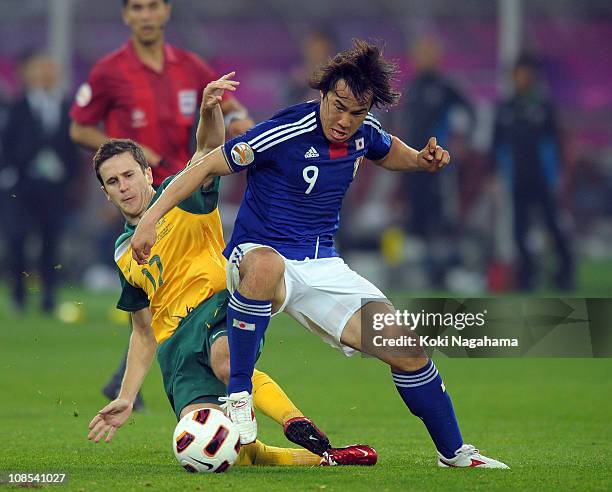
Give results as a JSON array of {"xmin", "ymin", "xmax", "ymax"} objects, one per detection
[{"xmin": 86, "ymin": 73, "xmax": 376, "ymax": 467}]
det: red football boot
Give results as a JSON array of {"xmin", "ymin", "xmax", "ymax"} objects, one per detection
[{"xmin": 321, "ymin": 444, "xmax": 378, "ymax": 466}]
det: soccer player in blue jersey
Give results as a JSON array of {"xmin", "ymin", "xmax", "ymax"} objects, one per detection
[{"xmin": 131, "ymin": 40, "xmax": 508, "ymax": 468}]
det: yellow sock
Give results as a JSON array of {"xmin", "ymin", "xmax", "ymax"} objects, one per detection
[
  {"xmin": 252, "ymin": 369, "xmax": 303, "ymax": 425},
  {"xmin": 236, "ymin": 439, "xmax": 321, "ymax": 466}
]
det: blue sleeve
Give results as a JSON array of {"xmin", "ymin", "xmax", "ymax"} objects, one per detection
[
  {"xmin": 222, "ymin": 119, "xmax": 282, "ymax": 173},
  {"xmin": 364, "ymin": 114, "xmax": 392, "ymax": 161}
]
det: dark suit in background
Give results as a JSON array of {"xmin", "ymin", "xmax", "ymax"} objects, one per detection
[
  {"xmin": 399, "ymin": 39, "xmax": 475, "ymax": 288},
  {"xmin": 3, "ymin": 73, "xmax": 77, "ymax": 312},
  {"xmin": 493, "ymin": 55, "xmax": 574, "ymax": 291}
]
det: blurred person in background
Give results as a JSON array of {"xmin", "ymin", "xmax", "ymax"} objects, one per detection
[
  {"xmin": 2, "ymin": 50, "xmax": 78, "ymax": 314},
  {"xmin": 69, "ymin": 0, "xmax": 252, "ymax": 407},
  {"xmin": 0, "ymin": 82, "xmax": 13, "ymax": 280},
  {"xmin": 493, "ymin": 54, "xmax": 574, "ymax": 291},
  {"xmin": 285, "ymin": 29, "xmax": 335, "ymax": 105},
  {"xmin": 398, "ymin": 37, "xmax": 475, "ymax": 289}
]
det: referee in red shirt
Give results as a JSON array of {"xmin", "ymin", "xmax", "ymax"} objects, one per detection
[
  {"xmin": 70, "ymin": 0, "xmax": 251, "ymax": 185},
  {"xmin": 70, "ymin": 0, "xmax": 252, "ymax": 406}
]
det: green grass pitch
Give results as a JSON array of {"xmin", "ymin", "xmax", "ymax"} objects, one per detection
[{"xmin": 1, "ymin": 287, "xmax": 611, "ymax": 491}]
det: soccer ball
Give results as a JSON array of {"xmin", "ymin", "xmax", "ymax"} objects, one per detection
[{"xmin": 172, "ymin": 408, "xmax": 241, "ymax": 473}]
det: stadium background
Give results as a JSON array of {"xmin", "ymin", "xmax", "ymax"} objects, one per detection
[
  {"xmin": 0, "ymin": 1, "xmax": 611, "ymax": 490},
  {"xmin": 1, "ymin": 0, "xmax": 611, "ymax": 294}
]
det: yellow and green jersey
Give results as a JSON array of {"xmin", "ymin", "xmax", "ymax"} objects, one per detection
[{"xmin": 114, "ymin": 176, "xmax": 227, "ymax": 343}]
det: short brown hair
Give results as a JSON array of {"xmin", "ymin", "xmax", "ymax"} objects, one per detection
[
  {"xmin": 93, "ymin": 139, "xmax": 149, "ymax": 185},
  {"xmin": 309, "ymin": 39, "xmax": 401, "ymax": 108}
]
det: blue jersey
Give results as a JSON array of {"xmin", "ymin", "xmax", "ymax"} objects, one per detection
[{"xmin": 222, "ymin": 101, "xmax": 392, "ymax": 260}]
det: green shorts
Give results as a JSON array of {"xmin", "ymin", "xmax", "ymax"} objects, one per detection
[{"xmin": 156, "ymin": 289, "xmax": 230, "ymax": 419}]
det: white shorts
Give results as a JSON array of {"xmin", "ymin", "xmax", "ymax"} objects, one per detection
[{"xmin": 226, "ymin": 243, "xmax": 389, "ymax": 356}]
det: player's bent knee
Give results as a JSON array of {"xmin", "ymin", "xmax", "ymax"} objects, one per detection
[
  {"xmin": 240, "ymin": 248, "xmax": 284, "ymax": 279},
  {"xmin": 239, "ymin": 248, "xmax": 285, "ymax": 296},
  {"xmin": 212, "ymin": 358, "xmax": 230, "ymax": 386},
  {"xmin": 210, "ymin": 336, "xmax": 230, "ymax": 385}
]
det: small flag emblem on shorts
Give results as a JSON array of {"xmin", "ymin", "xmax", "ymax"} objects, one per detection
[{"xmin": 233, "ymin": 319, "xmax": 255, "ymax": 331}]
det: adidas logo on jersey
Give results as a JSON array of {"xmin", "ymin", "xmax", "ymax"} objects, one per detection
[{"xmin": 304, "ymin": 147, "xmax": 319, "ymax": 158}]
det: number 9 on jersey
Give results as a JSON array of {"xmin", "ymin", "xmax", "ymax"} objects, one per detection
[{"xmin": 303, "ymin": 165, "xmax": 319, "ymax": 194}]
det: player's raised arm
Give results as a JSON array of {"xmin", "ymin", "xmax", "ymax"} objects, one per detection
[
  {"xmin": 373, "ymin": 135, "xmax": 450, "ymax": 173},
  {"xmin": 131, "ymin": 73, "xmax": 241, "ymax": 264},
  {"xmin": 195, "ymin": 72, "xmax": 240, "ymax": 155}
]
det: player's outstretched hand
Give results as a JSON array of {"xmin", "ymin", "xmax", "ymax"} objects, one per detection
[
  {"xmin": 131, "ymin": 215, "xmax": 156, "ymax": 264},
  {"xmin": 88, "ymin": 398, "xmax": 133, "ymax": 443},
  {"xmin": 416, "ymin": 136, "xmax": 451, "ymax": 173},
  {"xmin": 201, "ymin": 71, "xmax": 240, "ymax": 110}
]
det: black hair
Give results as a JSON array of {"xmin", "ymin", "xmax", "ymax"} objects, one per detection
[
  {"xmin": 93, "ymin": 139, "xmax": 149, "ymax": 185},
  {"xmin": 309, "ymin": 39, "xmax": 401, "ymax": 108}
]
